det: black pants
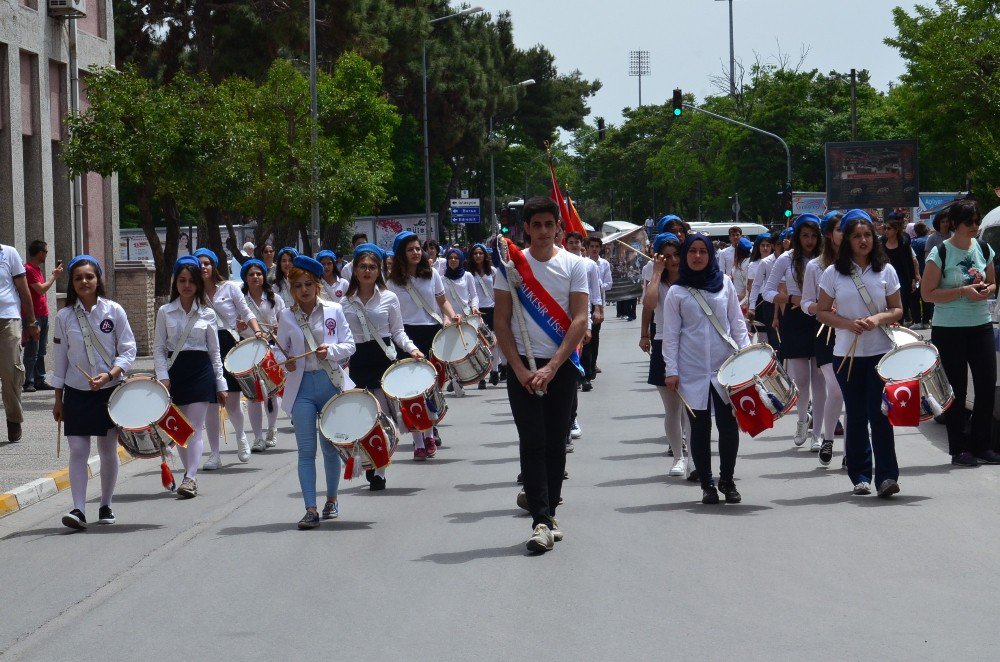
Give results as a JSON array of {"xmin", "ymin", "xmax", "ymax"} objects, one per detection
[
  {"xmin": 508, "ymin": 356, "xmax": 577, "ymax": 527},
  {"xmin": 898, "ymin": 286, "xmax": 913, "ymax": 323},
  {"xmin": 932, "ymin": 323, "xmax": 996, "ymax": 456},
  {"xmin": 688, "ymin": 387, "xmax": 740, "ymax": 488},
  {"xmin": 911, "ymin": 286, "xmax": 932, "ymax": 324},
  {"xmin": 581, "ymin": 318, "xmax": 602, "ymax": 379}
]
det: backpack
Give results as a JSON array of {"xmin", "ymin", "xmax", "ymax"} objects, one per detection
[{"xmin": 936, "ymin": 238, "xmax": 990, "ymax": 267}]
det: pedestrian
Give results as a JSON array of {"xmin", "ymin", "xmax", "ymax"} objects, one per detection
[
  {"xmin": 317, "ymin": 250, "xmax": 348, "ymax": 304},
  {"xmin": 494, "ymin": 196, "xmax": 589, "ymax": 552},
  {"xmin": 276, "ymin": 256, "xmax": 356, "ymax": 529},
  {"xmin": 22, "ymin": 240, "xmax": 63, "ymax": 392},
  {"xmin": 644, "ymin": 215, "xmax": 655, "ymax": 241},
  {"xmin": 340, "ymin": 233, "xmax": 369, "ymax": 283},
  {"xmin": 153, "ymin": 257, "xmax": 228, "ymax": 499},
  {"xmin": 467, "ymin": 243, "xmax": 501, "ymax": 386},
  {"xmin": 717, "ymin": 225, "xmax": 743, "ymax": 276},
  {"xmin": 882, "ymin": 215, "xmax": 919, "ymax": 326},
  {"xmin": 342, "ymin": 244, "xmax": 422, "ymax": 491},
  {"xmin": 924, "ymin": 208, "xmax": 952, "ymax": 257},
  {"xmin": 587, "ymin": 236, "xmax": 612, "ymax": 375},
  {"xmin": 194, "ymin": 248, "xmax": 265, "ymax": 469},
  {"xmin": 441, "ymin": 246, "xmax": 479, "ymax": 396},
  {"xmin": 272, "ymin": 246, "xmax": 298, "ymax": 308},
  {"xmin": 260, "ymin": 244, "xmax": 276, "ymax": 276},
  {"xmin": 728, "ymin": 236, "xmax": 752, "ymax": 307},
  {"xmin": 423, "ymin": 239, "xmax": 446, "ymax": 274},
  {"xmin": 387, "ymin": 231, "xmax": 461, "ymax": 458},
  {"xmin": 0, "ymin": 242, "xmax": 37, "ymax": 442},
  {"xmin": 566, "ymin": 232, "xmax": 602, "ymax": 393},
  {"xmin": 816, "ymin": 210, "xmax": 904, "ymax": 497},
  {"xmin": 240, "ymin": 259, "xmax": 285, "ymax": 452},
  {"xmin": 229, "ymin": 241, "xmax": 255, "ymax": 279},
  {"xmin": 920, "ymin": 199, "xmax": 1000, "ymax": 466},
  {"xmin": 51, "ymin": 255, "xmax": 136, "ymax": 530},
  {"xmin": 746, "ymin": 233, "xmax": 776, "ymax": 347},
  {"xmin": 910, "ymin": 221, "xmax": 932, "ymax": 328}
]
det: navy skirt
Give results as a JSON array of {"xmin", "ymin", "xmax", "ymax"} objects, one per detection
[
  {"xmin": 479, "ymin": 307, "xmax": 495, "ymax": 330},
  {"xmin": 350, "ymin": 338, "xmax": 394, "ymax": 390},
  {"xmin": 404, "ymin": 323, "xmax": 442, "ymax": 356},
  {"xmin": 778, "ymin": 305, "xmax": 818, "ymax": 360},
  {"xmin": 647, "ymin": 339, "xmax": 666, "ymax": 386},
  {"xmin": 814, "ymin": 326, "xmax": 835, "ymax": 367},
  {"xmin": 167, "ymin": 350, "xmax": 217, "ymax": 405},
  {"xmin": 218, "ymin": 330, "xmax": 241, "ymax": 393},
  {"xmin": 63, "ymin": 386, "xmax": 116, "ymax": 437}
]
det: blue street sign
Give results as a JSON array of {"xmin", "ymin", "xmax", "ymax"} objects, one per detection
[{"xmin": 450, "ymin": 198, "xmax": 481, "ymax": 224}]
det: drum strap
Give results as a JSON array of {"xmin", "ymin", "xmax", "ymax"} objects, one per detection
[
  {"xmin": 849, "ymin": 268, "xmax": 896, "ymax": 346},
  {"xmin": 444, "ymin": 278, "xmax": 472, "ymax": 316},
  {"xmin": 348, "ymin": 298, "xmax": 397, "ymax": 361},
  {"xmin": 206, "ymin": 295, "xmax": 240, "ymax": 342},
  {"xmin": 295, "ymin": 307, "xmax": 344, "ymax": 389},
  {"xmin": 474, "ymin": 273, "xmax": 493, "ymax": 300},
  {"xmin": 74, "ymin": 306, "xmax": 116, "ymax": 374},
  {"xmin": 686, "ymin": 287, "xmax": 741, "ymax": 352},
  {"xmin": 405, "ymin": 280, "xmax": 444, "ymax": 325},
  {"xmin": 244, "ymin": 295, "xmax": 275, "ymax": 335},
  {"xmin": 167, "ymin": 308, "xmax": 201, "ymax": 370}
]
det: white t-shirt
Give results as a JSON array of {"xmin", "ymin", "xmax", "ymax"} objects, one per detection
[
  {"xmin": 387, "ymin": 270, "xmax": 446, "ymax": 325},
  {"xmin": 717, "ymin": 245, "xmax": 736, "ymax": 276},
  {"xmin": 641, "ymin": 260, "xmax": 654, "ymax": 285},
  {"xmin": 819, "ymin": 262, "xmax": 901, "ymax": 357},
  {"xmin": 0, "ymin": 244, "xmax": 26, "ymax": 319},
  {"xmin": 584, "ymin": 259, "xmax": 603, "ymax": 306},
  {"xmin": 494, "ymin": 248, "xmax": 590, "ymax": 359}
]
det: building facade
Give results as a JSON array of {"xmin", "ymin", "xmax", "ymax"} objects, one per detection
[{"xmin": 0, "ymin": 0, "xmax": 118, "ymax": 295}]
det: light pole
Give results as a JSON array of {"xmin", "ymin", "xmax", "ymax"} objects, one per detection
[
  {"xmin": 490, "ymin": 79, "xmax": 535, "ymax": 236},
  {"xmin": 628, "ymin": 50, "xmax": 650, "ymax": 107},
  {"xmin": 309, "ymin": 0, "xmax": 319, "ymax": 252},
  {"xmin": 423, "ymin": 6, "xmax": 484, "ymax": 235},
  {"xmin": 715, "ymin": 0, "xmax": 736, "ymax": 97}
]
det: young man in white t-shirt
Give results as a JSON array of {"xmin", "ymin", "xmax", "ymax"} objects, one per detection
[
  {"xmin": 494, "ymin": 197, "xmax": 589, "ymax": 553},
  {"xmin": 0, "ymin": 244, "xmax": 38, "ymax": 441}
]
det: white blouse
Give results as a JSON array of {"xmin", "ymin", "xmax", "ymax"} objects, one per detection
[
  {"xmin": 819, "ymin": 262, "xmax": 901, "ymax": 358},
  {"xmin": 153, "ymin": 299, "xmax": 226, "ymax": 391},
  {"xmin": 207, "ymin": 280, "xmax": 255, "ymax": 332},
  {"xmin": 800, "ymin": 257, "xmax": 830, "ymax": 316},
  {"xmin": 471, "ymin": 268, "xmax": 496, "ymax": 308},
  {"xmin": 321, "ymin": 277, "xmax": 349, "ymax": 304},
  {"xmin": 662, "ymin": 276, "xmax": 751, "ymax": 409},
  {"xmin": 729, "ymin": 257, "xmax": 750, "ymax": 297},
  {"xmin": 388, "ymin": 271, "xmax": 446, "ymax": 325},
  {"xmin": 762, "ymin": 251, "xmax": 802, "ymax": 301},
  {"xmin": 50, "ymin": 298, "xmax": 137, "ymax": 391},
  {"xmin": 651, "ymin": 281, "xmax": 672, "ymax": 341},
  {"xmin": 242, "ymin": 292, "xmax": 285, "ymax": 338},
  {"xmin": 748, "ymin": 253, "xmax": 776, "ymax": 308},
  {"xmin": 442, "ymin": 272, "xmax": 479, "ymax": 315},
  {"xmin": 343, "ymin": 287, "xmax": 417, "ymax": 353},
  {"xmin": 272, "ymin": 281, "xmax": 294, "ymax": 308}
]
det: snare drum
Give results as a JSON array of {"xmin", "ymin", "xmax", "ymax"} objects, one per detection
[
  {"xmin": 432, "ymin": 322, "xmax": 492, "ymax": 385},
  {"xmin": 107, "ymin": 376, "xmax": 172, "ymax": 459},
  {"xmin": 382, "ymin": 358, "xmax": 448, "ymax": 432},
  {"xmin": 319, "ymin": 389, "xmax": 399, "ymax": 470},
  {"xmin": 466, "ymin": 313, "xmax": 496, "ymax": 347},
  {"xmin": 224, "ymin": 338, "xmax": 285, "ymax": 401},
  {"xmin": 717, "ymin": 344, "xmax": 799, "ymax": 417},
  {"xmin": 876, "ymin": 343, "xmax": 954, "ymax": 421},
  {"xmin": 887, "ymin": 325, "xmax": 922, "ymax": 347}
]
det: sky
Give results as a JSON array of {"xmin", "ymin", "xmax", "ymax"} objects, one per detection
[{"xmin": 475, "ymin": 0, "xmax": 922, "ymax": 128}]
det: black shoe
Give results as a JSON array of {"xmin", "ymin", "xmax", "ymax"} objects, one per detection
[
  {"xmin": 819, "ymin": 440, "xmax": 834, "ymax": 466},
  {"xmin": 581, "ymin": 379, "xmax": 593, "ymax": 392},
  {"xmin": 952, "ymin": 452, "xmax": 979, "ymax": 467},
  {"xmin": 433, "ymin": 427, "xmax": 442, "ymax": 447},
  {"xmin": 687, "ymin": 468, "xmax": 700, "ymax": 483},
  {"xmin": 717, "ymin": 480, "xmax": 742, "ymax": 504},
  {"xmin": 489, "ymin": 370, "xmax": 499, "ymax": 386},
  {"xmin": 62, "ymin": 509, "xmax": 87, "ymax": 530},
  {"xmin": 370, "ymin": 475, "xmax": 386, "ymax": 491},
  {"xmin": 298, "ymin": 511, "xmax": 320, "ymax": 529},
  {"xmin": 97, "ymin": 505, "xmax": 116, "ymax": 524},
  {"xmin": 701, "ymin": 485, "xmax": 720, "ymax": 504},
  {"xmin": 516, "ymin": 472, "xmax": 523, "ymax": 484},
  {"xmin": 22, "ymin": 383, "xmax": 36, "ymax": 393},
  {"xmin": 365, "ymin": 469, "xmax": 375, "ymax": 484},
  {"xmin": 974, "ymin": 450, "xmax": 1000, "ymax": 465},
  {"xmin": 835, "ymin": 420, "xmax": 844, "ymax": 436},
  {"xmin": 563, "ymin": 470, "xmax": 569, "ymax": 479},
  {"xmin": 498, "ymin": 368, "xmax": 507, "ymax": 382},
  {"xmin": 36, "ymin": 382, "xmax": 54, "ymax": 391},
  {"xmin": 446, "ymin": 382, "xmax": 454, "ymax": 393},
  {"xmin": 7, "ymin": 421, "xmax": 22, "ymax": 442},
  {"xmin": 478, "ymin": 379, "xmax": 486, "ymax": 390}
]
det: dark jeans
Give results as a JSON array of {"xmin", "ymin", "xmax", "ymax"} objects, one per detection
[
  {"xmin": 581, "ymin": 317, "xmax": 602, "ymax": 379},
  {"xmin": 932, "ymin": 323, "xmax": 996, "ymax": 456},
  {"xmin": 687, "ymin": 386, "xmax": 740, "ymax": 488},
  {"xmin": 835, "ymin": 354, "xmax": 898, "ymax": 486},
  {"xmin": 508, "ymin": 356, "xmax": 577, "ymax": 528},
  {"xmin": 22, "ymin": 315, "xmax": 48, "ymax": 387}
]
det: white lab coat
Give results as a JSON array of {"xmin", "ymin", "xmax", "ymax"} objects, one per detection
[{"xmin": 276, "ymin": 302, "xmax": 355, "ymax": 415}]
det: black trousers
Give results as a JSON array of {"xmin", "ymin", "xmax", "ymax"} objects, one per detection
[
  {"xmin": 508, "ymin": 356, "xmax": 577, "ymax": 527},
  {"xmin": 581, "ymin": 318, "xmax": 602, "ymax": 379},
  {"xmin": 932, "ymin": 323, "xmax": 996, "ymax": 455},
  {"xmin": 911, "ymin": 286, "xmax": 932, "ymax": 324},
  {"xmin": 687, "ymin": 387, "xmax": 740, "ymax": 488}
]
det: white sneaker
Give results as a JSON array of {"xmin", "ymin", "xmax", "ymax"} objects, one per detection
[
  {"xmin": 251, "ymin": 437, "xmax": 266, "ymax": 453},
  {"xmin": 549, "ymin": 518, "xmax": 564, "ymax": 542},
  {"xmin": 526, "ymin": 523, "xmax": 554, "ymax": 552},
  {"xmin": 202, "ymin": 454, "xmax": 222, "ymax": 471},
  {"xmin": 794, "ymin": 421, "xmax": 809, "ymax": 447},
  {"xmin": 237, "ymin": 435, "xmax": 251, "ymax": 463},
  {"xmin": 570, "ymin": 419, "xmax": 582, "ymax": 439},
  {"xmin": 669, "ymin": 458, "xmax": 686, "ymax": 476},
  {"xmin": 265, "ymin": 428, "xmax": 277, "ymax": 448},
  {"xmin": 810, "ymin": 437, "xmax": 822, "ymax": 452}
]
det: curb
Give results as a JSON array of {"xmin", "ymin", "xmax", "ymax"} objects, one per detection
[{"xmin": 0, "ymin": 446, "xmax": 136, "ymax": 519}]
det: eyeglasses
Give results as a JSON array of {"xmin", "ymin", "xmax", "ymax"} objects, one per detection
[{"xmin": 356, "ymin": 264, "xmax": 380, "ymax": 272}]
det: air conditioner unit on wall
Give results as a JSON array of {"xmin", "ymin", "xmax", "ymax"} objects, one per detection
[{"xmin": 48, "ymin": 0, "xmax": 87, "ymax": 19}]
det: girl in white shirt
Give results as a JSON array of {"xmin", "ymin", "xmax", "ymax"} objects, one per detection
[
  {"xmin": 663, "ymin": 235, "xmax": 750, "ymax": 504},
  {"xmin": 52, "ymin": 256, "xmax": 137, "ymax": 530},
  {"xmin": 271, "ymin": 247, "xmax": 298, "ymax": 308},
  {"xmin": 153, "ymin": 257, "xmax": 228, "ymax": 499},
  {"xmin": 442, "ymin": 247, "xmax": 479, "ymax": 395},
  {"xmin": 386, "ymin": 232, "xmax": 460, "ymax": 458},
  {"xmin": 240, "ymin": 259, "xmax": 285, "ymax": 452},
  {"xmin": 747, "ymin": 233, "xmax": 775, "ymax": 346},
  {"xmin": 467, "ymin": 243, "xmax": 501, "ymax": 384},
  {"xmin": 317, "ymin": 250, "xmax": 349, "ymax": 303},
  {"xmin": 729, "ymin": 236, "xmax": 753, "ymax": 307},
  {"xmin": 343, "ymin": 244, "xmax": 421, "ymax": 490},
  {"xmin": 817, "ymin": 210, "xmax": 903, "ymax": 497}
]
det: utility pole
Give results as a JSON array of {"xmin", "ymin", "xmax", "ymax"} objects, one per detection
[
  {"xmin": 309, "ymin": 0, "xmax": 319, "ymax": 252},
  {"xmin": 628, "ymin": 50, "xmax": 650, "ymax": 107},
  {"xmin": 715, "ymin": 0, "xmax": 736, "ymax": 97},
  {"xmin": 850, "ymin": 68, "xmax": 858, "ymax": 141}
]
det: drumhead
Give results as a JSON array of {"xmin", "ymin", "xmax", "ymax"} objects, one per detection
[
  {"xmin": 878, "ymin": 344, "xmax": 938, "ymax": 381},
  {"xmin": 382, "ymin": 359, "xmax": 438, "ymax": 399},
  {"xmin": 224, "ymin": 338, "xmax": 270, "ymax": 373},
  {"xmin": 319, "ymin": 390, "xmax": 379, "ymax": 444},
  {"xmin": 108, "ymin": 379, "xmax": 171, "ymax": 428},
  {"xmin": 431, "ymin": 323, "xmax": 481, "ymax": 362},
  {"xmin": 717, "ymin": 345, "xmax": 774, "ymax": 387},
  {"xmin": 888, "ymin": 326, "xmax": 922, "ymax": 346}
]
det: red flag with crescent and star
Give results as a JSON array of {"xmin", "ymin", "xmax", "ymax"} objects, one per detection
[
  {"xmin": 883, "ymin": 379, "xmax": 921, "ymax": 427},
  {"xmin": 157, "ymin": 404, "xmax": 194, "ymax": 447},
  {"xmin": 729, "ymin": 382, "xmax": 775, "ymax": 438}
]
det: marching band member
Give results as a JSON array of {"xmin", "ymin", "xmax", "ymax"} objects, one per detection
[
  {"xmin": 424, "ymin": 239, "xmax": 447, "ymax": 274},
  {"xmin": 240, "ymin": 258, "xmax": 285, "ymax": 452},
  {"xmin": 194, "ymin": 248, "xmax": 264, "ymax": 469},
  {"xmin": 663, "ymin": 235, "xmax": 750, "ymax": 505},
  {"xmin": 387, "ymin": 231, "xmax": 461, "ymax": 459},
  {"xmin": 317, "ymin": 249, "xmax": 349, "ymax": 303},
  {"xmin": 342, "ymin": 243, "xmax": 422, "ymax": 491},
  {"xmin": 272, "ymin": 246, "xmax": 298, "ymax": 308},
  {"xmin": 442, "ymin": 247, "xmax": 479, "ymax": 395},
  {"xmin": 762, "ymin": 215, "xmax": 824, "ymax": 450},
  {"xmin": 640, "ymin": 233, "xmax": 692, "ymax": 478},
  {"xmin": 340, "ymin": 233, "xmax": 370, "ymax": 283},
  {"xmin": 154, "ymin": 256, "xmax": 228, "ymax": 499},
  {"xmin": 817, "ymin": 210, "xmax": 903, "ymax": 497},
  {"xmin": 467, "ymin": 243, "xmax": 501, "ymax": 386},
  {"xmin": 277, "ymin": 256, "xmax": 356, "ymax": 529},
  {"xmin": 801, "ymin": 213, "xmax": 845, "ymax": 466},
  {"xmin": 729, "ymin": 236, "xmax": 753, "ymax": 306},
  {"xmin": 52, "ymin": 256, "xmax": 137, "ymax": 529},
  {"xmin": 746, "ymin": 233, "xmax": 776, "ymax": 346}
]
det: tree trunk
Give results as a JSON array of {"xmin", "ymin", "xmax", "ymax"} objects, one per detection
[
  {"xmin": 137, "ymin": 183, "xmax": 170, "ymax": 298},
  {"xmin": 160, "ymin": 195, "xmax": 182, "ymax": 292},
  {"xmin": 201, "ymin": 206, "xmax": 228, "ymax": 278}
]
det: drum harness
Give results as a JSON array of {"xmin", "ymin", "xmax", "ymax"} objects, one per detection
[
  {"xmin": 444, "ymin": 278, "xmax": 473, "ymax": 316},
  {"xmin": 849, "ymin": 267, "xmax": 897, "ymax": 347},
  {"xmin": 166, "ymin": 307, "xmax": 202, "ymax": 370},
  {"xmin": 474, "ymin": 272, "xmax": 493, "ymax": 303},
  {"xmin": 205, "ymin": 287, "xmax": 240, "ymax": 342},
  {"xmin": 404, "ymin": 280, "xmax": 444, "ymax": 325},
  {"xmin": 294, "ymin": 306, "xmax": 344, "ymax": 389},
  {"xmin": 348, "ymin": 297, "xmax": 398, "ymax": 361},
  {"xmin": 74, "ymin": 306, "xmax": 119, "ymax": 381}
]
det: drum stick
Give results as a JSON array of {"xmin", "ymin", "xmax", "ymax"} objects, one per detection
[
  {"xmin": 220, "ymin": 407, "xmax": 229, "ymax": 446},
  {"xmin": 56, "ymin": 419, "xmax": 61, "ymax": 459},
  {"xmin": 826, "ymin": 325, "xmax": 833, "ymax": 344},
  {"xmin": 815, "ymin": 323, "xmax": 825, "ymax": 338},
  {"xmin": 614, "ymin": 239, "xmax": 652, "ymax": 261},
  {"xmin": 75, "ymin": 363, "xmax": 93, "ymax": 381},
  {"xmin": 676, "ymin": 391, "xmax": 697, "ymax": 418},
  {"xmin": 276, "ymin": 349, "xmax": 318, "ymax": 367}
]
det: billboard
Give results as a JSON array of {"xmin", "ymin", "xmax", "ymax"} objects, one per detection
[
  {"xmin": 825, "ymin": 140, "xmax": 920, "ymax": 209},
  {"xmin": 353, "ymin": 214, "xmax": 439, "ymax": 252}
]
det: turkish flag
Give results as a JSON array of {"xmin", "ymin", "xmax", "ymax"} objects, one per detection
[
  {"xmin": 359, "ymin": 428, "xmax": 393, "ymax": 469},
  {"xmin": 260, "ymin": 351, "xmax": 285, "ymax": 391},
  {"xmin": 883, "ymin": 379, "xmax": 921, "ymax": 426},
  {"xmin": 157, "ymin": 404, "xmax": 194, "ymax": 447},
  {"xmin": 399, "ymin": 396, "xmax": 434, "ymax": 432},
  {"xmin": 729, "ymin": 383, "xmax": 775, "ymax": 438},
  {"xmin": 430, "ymin": 356, "xmax": 448, "ymax": 388}
]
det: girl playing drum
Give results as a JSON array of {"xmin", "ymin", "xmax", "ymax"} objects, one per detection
[
  {"xmin": 317, "ymin": 249, "xmax": 348, "ymax": 304},
  {"xmin": 240, "ymin": 258, "xmax": 285, "ymax": 452},
  {"xmin": 467, "ymin": 243, "xmax": 501, "ymax": 386},
  {"xmin": 272, "ymin": 247, "xmax": 298, "ymax": 308},
  {"xmin": 441, "ymin": 247, "xmax": 479, "ymax": 395}
]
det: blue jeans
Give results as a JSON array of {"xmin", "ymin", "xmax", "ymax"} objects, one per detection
[
  {"xmin": 834, "ymin": 354, "xmax": 898, "ymax": 487},
  {"xmin": 22, "ymin": 315, "xmax": 48, "ymax": 387},
  {"xmin": 291, "ymin": 370, "xmax": 342, "ymax": 509}
]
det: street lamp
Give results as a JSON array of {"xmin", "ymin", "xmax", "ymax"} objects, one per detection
[
  {"xmin": 309, "ymin": 0, "xmax": 319, "ymax": 252},
  {"xmin": 715, "ymin": 0, "xmax": 736, "ymax": 97},
  {"xmin": 423, "ymin": 6, "xmax": 484, "ymax": 235},
  {"xmin": 490, "ymin": 79, "xmax": 536, "ymax": 236}
]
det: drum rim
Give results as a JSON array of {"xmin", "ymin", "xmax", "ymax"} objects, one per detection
[
  {"xmin": 381, "ymin": 357, "xmax": 438, "ymax": 399},
  {"xmin": 717, "ymin": 343, "xmax": 778, "ymax": 388},
  {"xmin": 224, "ymin": 337, "xmax": 271, "ymax": 372},
  {"xmin": 107, "ymin": 376, "xmax": 171, "ymax": 427},
  {"xmin": 319, "ymin": 388, "xmax": 382, "ymax": 446},
  {"xmin": 876, "ymin": 341, "xmax": 939, "ymax": 381},
  {"xmin": 431, "ymin": 322, "xmax": 482, "ymax": 361}
]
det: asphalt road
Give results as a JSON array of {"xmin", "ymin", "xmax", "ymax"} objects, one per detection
[{"xmin": 1, "ymin": 319, "xmax": 998, "ymax": 660}]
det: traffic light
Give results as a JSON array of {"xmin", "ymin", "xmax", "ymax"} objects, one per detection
[
  {"xmin": 597, "ymin": 117, "xmax": 606, "ymax": 141},
  {"xmin": 672, "ymin": 89, "xmax": 683, "ymax": 116},
  {"xmin": 780, "ymin": 184, "xmax": 794, "ymax": 220}
]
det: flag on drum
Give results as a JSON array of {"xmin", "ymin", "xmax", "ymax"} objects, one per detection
[
  {"xmin": 730, "ymin": 383, "xmax": 775, "ymax": 438},
  {"xmin": 360, "ymin": 429, "xmax": 392, "ymax": 469},
  {"xmin": 882, "ymin": 379, "xmax": 921, "ymax": 427},
  {"xmin": 157, "ymin": 404, "xmax": 195, "ymax": 447}
]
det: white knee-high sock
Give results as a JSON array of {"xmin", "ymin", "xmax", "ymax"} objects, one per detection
[
  {"xmin": 809, "ymin": 360, "xmax": 825, "ymax": 438},
  {"xmin": 787, "ymin": 358, "xmax": 812, "ymax": 424},
  {"xmin": 267, "ymin": 396, "xmax": 280, "ymax": 431},
  {"xmin": 225, "ymin": 396, "xmax": 245, "ymax": 438},
  {"xmin": 204, "ymin": 403, "xmax": 221, "ymax": 455},
  {"xmin": 179, "ymin": 402, "xmax": 208, "ymax": 478},
  {"xmin": 247, "ymin": 400, "xmax": 264, "ymax": 440},
  {"xmin": 97, "ymin": 431, "xmax": 119, "ymax": 508},
  {"xmin": 411, "ymin": 431, "xmax": 425, "ymax": 450},
  {"xmin": 657, "ymin": 386, "xmax": 685, "ymax": 459},
  {"xmin": 820, "ymin": 363, "xmax": 844, "ymax": 441},
  {"xmin": 67, "ymin": 436, "xmax": 91, "ymax": 512}
]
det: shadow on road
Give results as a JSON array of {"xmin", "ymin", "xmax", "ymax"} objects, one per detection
[
  {"xmin": 616, "ymin": 502, "xmax": 773, "ymax": 515},
  {"xmin": 482, "ymin": 440, "xmax": 518, "ymax": 449},
  {"xmin": 618, "ymin": 437, "xmax": 666, "ymax": 446},
  {"xmin": 611, "ymin": 413, "xmax": 664, "ymax": 420},
  {"xmin": 95, "ymin": 492, "xmax": 174, "ymax": 503},
  {"xmin": 772, "ymin": 492, "xmax": 931, "ymax": 507},
  {"xmin": 216, "ymin": 521, "xmax": 375, "ymax": 535},
  {"xmin": 415, "ymin": 543, "xmax": 527, "ymax": 564},
  {"xmin": 596, "ymin": 474, "xmax": 671, "ymax": 488},
  {"xmin": 338, "ymin": 486, "xmax": 426, "ymax": 497},
  {"xmin": 2, "ymin": 523, "xmax": 166, "ymax": 540},
  {"xmin": 470, "ymin": 457, "xmax": 518, "ymax": 465},
  {"xmin": 454, "ymin": 481, "xmax": 516, "ymax": 492},
  {"xmin": 444, "ymin": 508, "xmax": 523, "ymax": 524},
  {"xmin": 601, "ymin": 451, "xmax": 667, "ymax": 462}
]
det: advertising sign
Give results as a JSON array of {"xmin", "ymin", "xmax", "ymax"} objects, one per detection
[{"xmin": 825, "ymin": 140, "xmax": 920, "ymax": 209}]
